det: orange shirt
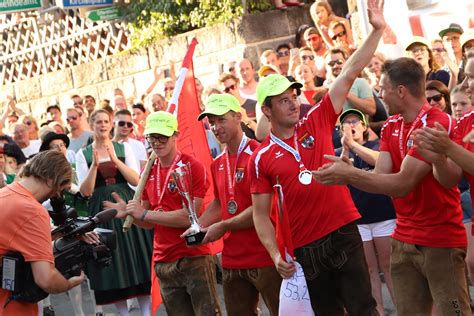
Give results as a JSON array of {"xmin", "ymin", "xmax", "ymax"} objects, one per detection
[{"xmin": 0, "ymin": 183, "xmax": 54, "ymax": 316}]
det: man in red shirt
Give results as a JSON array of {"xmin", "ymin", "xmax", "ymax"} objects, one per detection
[
  {"xmin": 195, "ymin": 94, "xmax": 281, "ymax": 315},
  {"xmin": 249, "ymin": 0, "xmax": 385, "ymax": 314},
  {"xmin": 107, "ymin": 111, "xmax": 221, "ymax": 315},
  {"xmin": 0, "ymin": 151, "xmax": 84, "ymax": 315},
  {"xmin": 313, "ymin": 57, "xmax": 470, "ymax": 314}
]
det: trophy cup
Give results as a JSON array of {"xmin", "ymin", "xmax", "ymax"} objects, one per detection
[{"xmin": 172, "ymin": 164, "xmax": 206, "ymax": 246}]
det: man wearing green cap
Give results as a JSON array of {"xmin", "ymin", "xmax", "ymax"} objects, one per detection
[
  {"xmin": 195, "ymin": 94, "xmax": 281, "ymax": 315},
  {"xmin": 249, "ymin": 0, "xmax": 385, "ymax": 314},
  {"xmin": 107, "ymin": 111, "xmax": 221, "ymax": 315}
]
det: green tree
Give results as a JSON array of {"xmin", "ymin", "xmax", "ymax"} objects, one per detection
[{"xmin": 127, "ymin": 0, "xmax": 272, "ymax": 48}]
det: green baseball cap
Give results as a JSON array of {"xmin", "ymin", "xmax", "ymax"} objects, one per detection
[
  {"xmin": 256, "ymin": 74, "xmax": 303, "ymax": 106},
  {"xmin": 144, "ymin": 111, "xmax": 178, "ymax": 137},
  {"xmin": 198, "ymin": 94, "xmax": 241, "ymax": 121},
  {"xmin": 338, "ymin": 108, "xmax": 368, "ymax": 126}
]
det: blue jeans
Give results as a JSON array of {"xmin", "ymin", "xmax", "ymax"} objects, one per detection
[{"xmin": 294, "ymin": 222, "xmax": 377, "ymax": 315}]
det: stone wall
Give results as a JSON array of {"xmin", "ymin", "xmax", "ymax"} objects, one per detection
[{"xmin": 1, "ymin": 5, "xmax": 313, "ymax": 118}]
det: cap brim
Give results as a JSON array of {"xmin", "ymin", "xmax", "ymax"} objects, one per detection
[
  {"xmin": 406, "ymin": 42, "xmax": 428, "ymax": 51},
  {"xmin": 144, "ymin": 127, "xmax": 175, "ymax": 137},
  {"xmin": 339, "ymin": 109, "xmax": 367, "ymax": 125},
  {"xmin": 439, "ymin": 28, "xmax": 463, "ymax": 38},
  {"xmin": 268, "ymin": 81, "xmax": 303, "ymax": 99},
  {"xmin": 197, "ymin": 108, "xmax": 231, "ymax": 121}
]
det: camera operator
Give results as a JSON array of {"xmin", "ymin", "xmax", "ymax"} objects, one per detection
[{"xmin": 0, "ymin": 150, "xmax": 85, "ymax": 315}]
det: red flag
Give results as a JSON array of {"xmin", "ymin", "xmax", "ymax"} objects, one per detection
[
  {"xmin": 273, "ymin": 180, "xmax": 294, "ymax": 260},
  {"xmin": 150, "ymin": 263, "xmax": 162, "ymax": 315},
  {"xmin": 166, "ymin": 38, "xmax": 223, "ymax": 254},
  {"xmin": 151, "ymin": 38, "xmax": 223, "ymax": 315}
]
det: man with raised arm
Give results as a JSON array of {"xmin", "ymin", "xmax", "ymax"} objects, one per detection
[
  {"xmin": 313, "ymin": 42, "xmax": 471, "ymax": 316},
  {"xmin": 248, "ymin": 0, "xmax": 385, "ymax": 314}
]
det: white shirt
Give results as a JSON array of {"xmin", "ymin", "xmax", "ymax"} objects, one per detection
[
  {"xmin": 75, "ymin": 142, "xmax": 139, "ymax": 185},
  {"xmin": 240, "ymin": 88, "xmax": 257, "ymax": 101},
  {"xmin": 21, "ymin": 139, "xmax": 41, "ymax": 158},
  {"xmin": 123, "ymin": 138, "xmax": 147, "ymax": 171}
]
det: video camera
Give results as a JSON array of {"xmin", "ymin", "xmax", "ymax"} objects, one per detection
[{"xmin": 1, "ymin": 196, "xmax": 117, "ymax": 304}]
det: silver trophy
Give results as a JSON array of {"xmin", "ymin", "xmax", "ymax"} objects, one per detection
[{"xmin": 172, "ymin": 164, "xmax": 206, "ymax": 245}]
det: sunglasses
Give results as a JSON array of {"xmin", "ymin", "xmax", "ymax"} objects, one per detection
[
  {"xmin": 277, "ymin": 50, "xmax": 290, "ymax": 57},
  {"xmin": 164, "ymin": 87, "xmax": 174, "ymax": 92},
  {"xmin": 224, "ymin": 84, "xmax": 236, "ymax": 93},
  {"xmin": 432, "ymin": 48, "xmax": 446, "ymax": 53},
  {"xmin": 426, "ymin": 94, "xmax": 443, "ymax": 103},
  {"xmin": 328, "ymin": 59, "xmax": 344, "ymax": 67},
  {"xmin": 306, "ymin": 36, "xmax": 320, "ymax": 42},
  {"xmin": 66, "ymin": 116, "xmax": 78, "ymax": 122},
  {"xmin": 301, "ymin": 55, "xmax": 315, "ymax": 61},
  {"xmin": 146, "ymin": 134, "xmax": 170, "ymax": 144},
  {"xmin": 331, "ymin": 31, "xmax": 346, "ymax": 41},
  {"xmin": 117, "ymin": 121, "xmax": 133, "ymax": 128}
]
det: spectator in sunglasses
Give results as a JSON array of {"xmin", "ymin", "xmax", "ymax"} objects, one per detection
[
  {"xmin": 304, "ymin": 27, "xmax": 327, "ymax": 84},
  {"xmin": 328, "ymin": 21, "xmax": 355, "ymax": 55},
  {"xmin": 310, "ymin": 0, "xmax": 353, "ymax": 52},
  {"xmin": 425, "ymin": 80, "xmax": 451, "ymax": 115},
  {"xmin": 299, "ymin": 47, "xmax": 324, "ymax": 86},
  {"xmin": 324, "ymin": 48, "xmax": 376, "ymax": 117},
  {"xmin": 66, "ymin": 107, "xmax": 93, "ymax": 153},
  {"xmin": 20, "ymin": 115, "xmax": 39, "ymax": 140},
  {"xmin": 219, "ymin": 73, "xmax": 257, "ymax": 139},
  {"xmin": 113, "ymin": 109, "xmax": 147, "ymax": 170},
  {"xmin": 276, "ymin": 44, "xmax": 291, "ymax": 75}
]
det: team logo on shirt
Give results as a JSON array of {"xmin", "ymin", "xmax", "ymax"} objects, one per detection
[
  {"xmin": 235, "ymin": 168, "xmax": 245, "ymax": 183},
  {"xmin": 299, "ymin": 132, "xmax": 315, "ymax": 149},
  {"xmin": 168, "ymin": 179, "xmax": 177, "ymax": 193}
]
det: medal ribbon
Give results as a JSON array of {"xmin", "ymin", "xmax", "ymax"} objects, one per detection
[
  {"xmin": 270, "ymin": 132, "xmax": 307, "ymax": 173},
  {"xmin": 155, "ymin": 151, "xmax": 182, "ymax": 208},
  {"xmin": 399, "ymin": 103, "xmax": 431, "ymax": 157},
  {"xmin": 225, "ymin": 135, "xmax": 249, "ymax": 202}
]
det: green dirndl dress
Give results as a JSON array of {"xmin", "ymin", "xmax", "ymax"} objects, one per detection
[{"xmin": 82, "ymin": 142, "xmax": 153, "ymax": 305}]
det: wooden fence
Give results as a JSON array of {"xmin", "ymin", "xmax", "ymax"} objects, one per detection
[{"xmin": 0, "ymin": 8, "xmax": 130, "ymax": 86}]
